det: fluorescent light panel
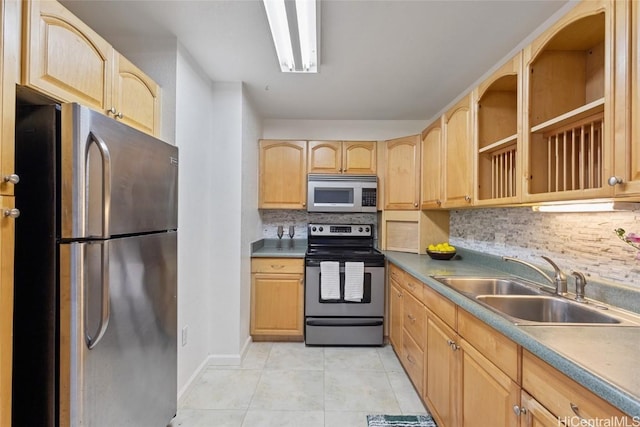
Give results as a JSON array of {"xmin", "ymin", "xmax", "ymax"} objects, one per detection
[
  {"xmin": 263, "ymin": 0, "xmax": 318, "ymax": 73},
  {"xmin": 532, "ymin": 202, "xmax": 638, "ymax": 213}
]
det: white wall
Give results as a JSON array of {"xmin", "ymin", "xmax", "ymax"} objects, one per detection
[
  {"xmin": 240, "ymin": 88, "xmax": 263, "ymax": 341},
  {"xmin": 174, "ymin": 45, "xmax": 218, "ymax": 395},
  {"xmin": 207, "ymin": 82, "xmax": 244, "ymax": 361}
]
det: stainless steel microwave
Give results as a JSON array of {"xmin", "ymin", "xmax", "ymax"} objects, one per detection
[{"xmin": 307, "ymin": 174, "xmax": 377, "ymax": 213}]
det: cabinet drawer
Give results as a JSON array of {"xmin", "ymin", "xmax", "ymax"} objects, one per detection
[
  {"xmin": 401, "ymin": 329, "xmax": 424, "ymax": 396},
  {"xmin": 422, "ymin": 284, "xmax": 456, "ymax": 329},
  {"xmin": 251, "ymin": 258, "xmax": 304, "ymax": 274},
  {"xmin": 403, "ymin": 291, "xmax": 426, "ymax": 348},
  {"xmin": 388, "ymin": 262, "xmax": 404, "ymax": 284},
  {"xmin": 403, "ymin": 273, "xmax": 424, "ymax": 303},
  {"xmin": 522, "ymin": 350, "xmax": 629, "ymax": 421},
  {"xmin": 458, "ymin": 309, "xmax": 519, "ymax": 382}
]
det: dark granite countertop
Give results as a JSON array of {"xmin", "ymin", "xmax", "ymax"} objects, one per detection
[
  {"xmin": 251, "ymin": 238, "xmax": 307, "ymax": 258},
  {"xmin": 383, "ymin": 248, "xmax": 640, "ymax": 417}
]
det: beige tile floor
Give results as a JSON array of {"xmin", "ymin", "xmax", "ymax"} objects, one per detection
[{"xmin": 168, "ymin": 342, "xmax": 429, "ymax": 427}]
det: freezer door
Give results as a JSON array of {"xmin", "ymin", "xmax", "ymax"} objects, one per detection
[
  {"xmin": 59, "ymin": 232, "xmax": 177, "ymax": 427},
  {"xmin": 60, "ymin": 103, "xmax": 178, "ymax": 239}
]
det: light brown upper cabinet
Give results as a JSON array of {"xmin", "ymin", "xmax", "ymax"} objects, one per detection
[
  {"xmin": 0, "ymin": 0, "xmax": 19, "ymax": 198},
  {"xmin": 474, "ymin": 53, "xmax": 523, "ymax": 206},
  {"xmin": 384, "ymin": 135, "xmax": 421, "ymax": 210},
  {"xmin": 420, "ymin": 119, "xmax": 444, "ymax": 209},
  {"xmin": 522, "ymin": 0, "xmax": 615, "ymax": 202},
  {"xmin": 442, "ymin": 95, "xmax": 473, "ymax": 208},
  {"xmin": 610, "ymin": 0, "xmax": 640, "ymax": 196},
  {"xmin": 307, "ymin": 140, "xmax": 376, "ymax": 174},
  {"xmin": 259, "ymin": 140, "xmax": 308, "ymax": 209},
  {"xmin": 22, "ymin": 0, "xmax": 161, "ymax": 136},
  {"xmin": 112, "ymin": 53, "xmax": 161, "ymax": 136}
]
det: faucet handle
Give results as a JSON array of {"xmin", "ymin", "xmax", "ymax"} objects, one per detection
[
  {"xmin": 571, "ymin": 271, "xmax": 587, "ymax": 302},
  {"xmin": 540, "ymin": 256, "xmax": 566, "ymax": 279}
]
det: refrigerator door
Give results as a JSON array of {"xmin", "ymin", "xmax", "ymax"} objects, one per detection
[
  {"xmin": 60, "ymin": 103, "xmax": 178, "ymax": 239},
  {"xmin": 60, "ymin": 232, "xmax": 177, "ymax": 427}
]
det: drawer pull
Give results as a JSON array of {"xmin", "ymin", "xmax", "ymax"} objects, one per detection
[
  {"xmin": 407, "ymin": 314, "xmax": 416, "ymax": 322},
  {"xmin": 447, "ymin": 339, "xmax": 459, "ymax": 351},
  {"xmin": 270, "ymin": 264, "xmax": 285, "ymax": 270},
  {"xmin": 570, "ymin": 403, "xmax": 593, "ymax": 426},
  {"xmin": 406, "ymin": 354, "xmax": 415, "ymax": 364}
]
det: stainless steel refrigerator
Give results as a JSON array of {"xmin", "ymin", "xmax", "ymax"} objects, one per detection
[{"xmin": 13, "ymin": 102, "xmax": 178, "ymax": 426}]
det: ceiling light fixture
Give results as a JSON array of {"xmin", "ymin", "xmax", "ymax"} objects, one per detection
[
  {"xmin": 531, "ymin": 201, "xmax": 638, "ymax": 213},
  {"xmin": 263, "ymin": 0, "xmax": 319, "ymax": 73}
]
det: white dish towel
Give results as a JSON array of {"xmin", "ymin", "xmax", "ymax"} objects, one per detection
[
  {"xmin": 344, "ymin": 262, "xmax": 365, "ymax": 302},
  {"xmin": 320, "ymin": 261, "xmax": 341, "ymax": 300}
]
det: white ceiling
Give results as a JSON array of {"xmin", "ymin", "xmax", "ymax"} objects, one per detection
[{"xmin": 61, "ymin": 0, "xmax": 570, "ymax": 122}]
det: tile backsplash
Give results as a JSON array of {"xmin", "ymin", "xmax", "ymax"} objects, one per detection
[
  {"xmin": 260, "ymin": 210, "xmax": 378, "ymax": 240},
  {"xmin": 449, "ymin": 206, "xmax": 640, "ymax": 288}
]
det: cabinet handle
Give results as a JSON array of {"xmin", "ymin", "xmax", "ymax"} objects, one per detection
[
  {"xmin": 270, "ymin": 264, "xmax": 285, "ymax": 270},
  {"xmin": 3, "ymin": 174, "xmax": 19, "ymax": 185},
  {"xmin": 116, "ymin": 112, "xmax": 124, "ymax": 119},
  {"xmin": 396, "ymin": 291, "xmax": 403, "ymax": 298},
  {"xmin": 436, "ymin": 200, "xmax": 441, "ymax": 206},
  {"xmin": 107, "ymin": 107, "xmax": 117, "ymax": 116},
  {"xmin": 406, "ymin": 354, "xmax": 415, "ymax": 364},
  {"xmin": 464, "ymin": 195, "xmax": 471, "ymax": 202},
  {"xmin": 570, "ymin": 403, "xmax": 592, "ymax": 426},
  {"xmin": 608, "ymin": 176, "xmax": 623, "ymax": 186},
  {"xmin": 512, "ymin": 405, "xmax": 527, "ymax": 416},
  {"xmin": 3, "ymin": 208, "xmax": 20, "ymax": 219},
  {"xmin": 447, "ymin": 339, "xmax": 459, "ymax": 351},
  {"xmin": 413, "ymin": 202, "xmax": 418, "ymax": 207},
  {"xmin": 407, "ymin": 314, "xmax": 415, "ymax": 322}
]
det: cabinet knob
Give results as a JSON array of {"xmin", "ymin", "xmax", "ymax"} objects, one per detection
[
  {"xmin": 107, "ymin": 107, "xmax": 117, "ymax": 115},
  {"xmin": 436, "ymin": 200, "xmax": 441, "ymax": 206},
  {"xmin": 446, "ymin": 339, "xmax": 459, "ymax": 350},
  {"xmin": 608, "ymin": 176, "xmax": 623, "ymax": 186},
  {"xmin": 513, "ymin": 405, "xmax": 527, "ymax": 416},
  {"xmin": 413, "ymin": 202, "xmax": 418, "ymax": 207},
  {"xmin": 3, "ymin": 208, "xmax": 20, "ymax": 219},
  {"xmin": 116, "ymin": 112, "xmax": 124, "ymax": 119},
  {"xmin": 3, "ymin": 174, "xmax": 19, "ymax": 185},
  {"xmin": 464, "ymin": 195, "xmax": 472, "ymax": 202}
]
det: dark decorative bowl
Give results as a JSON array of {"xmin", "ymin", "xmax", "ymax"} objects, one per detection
[{"xmin": 427, "ymin": 250, "xmax": 456, "ymax": 260}]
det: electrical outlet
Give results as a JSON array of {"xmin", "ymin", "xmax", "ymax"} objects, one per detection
[{"xmin": 181, "ymin": 326, "xmax": 188, "ymax": 346}]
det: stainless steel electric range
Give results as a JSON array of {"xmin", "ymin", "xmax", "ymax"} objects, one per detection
[{"xmin": 304, "ymin": 223, "xmax": 385, "ymax": 346}]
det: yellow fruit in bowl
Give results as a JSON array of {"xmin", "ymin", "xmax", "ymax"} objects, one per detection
[{"xmin": 429, "ymin": 242, "xmax": 456, "ymax": 253}]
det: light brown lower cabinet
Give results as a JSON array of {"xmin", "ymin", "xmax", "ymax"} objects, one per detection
[
  {"xmin": 424, "ymin": 312, "xmax": 460, "ymax": 427},
  {"xmin": 389, "ymin": 279, "xmax": 404, "ymax": 351},
  {"xmin": 518, "ymin": 391, "xmax": 559, "ymax": 427},
  {"xmin": 250, "ymin": 258, "xmax": 304, "ymax": 340},
  {"xmin": 459, "ymin": 338, "xmax": 519, "ymax": 427},
  {"xmin": 387, "ymin": 263, "xmax": 633, "ymax": 427},
  {"xmin": 521, "ymin": 350, "xmax": 630, "ymax": 424}
]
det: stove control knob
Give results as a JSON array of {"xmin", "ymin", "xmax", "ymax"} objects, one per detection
[
  {"xmin": 358, "ymin": 227, "xmax": 363, "ymax": 232},
  {"xmin": 319, "ymin": 227, "xmax": 323, "ymax": 232},
  {"xmin": 312, "ymin": 226, "xmax": 316, "ymax": 232}
]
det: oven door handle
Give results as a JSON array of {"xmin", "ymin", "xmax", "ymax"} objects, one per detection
[{"xmin": 306, "ymin": 319, "xmax": 384, "ymax": 327}]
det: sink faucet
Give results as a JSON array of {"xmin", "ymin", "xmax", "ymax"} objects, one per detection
[
  {"xmin": 502, "ymin": 256, "xmax": 568, "ymax": 296},
  {"xmin": 571, "ymin": 271, "xmax": 587, "ymax": 302}
]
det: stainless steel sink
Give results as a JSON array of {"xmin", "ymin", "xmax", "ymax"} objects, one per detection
[
  {"xmin": 431, "ymin": 276, "xmax": 640, "ymax": 326},
  {"xmin": 432, "ymin": 276, "xmax": 547, "ymax": 297},
  {"xmin": 475, "ymin": 295, "xmax": 640, "ymax": 326}
]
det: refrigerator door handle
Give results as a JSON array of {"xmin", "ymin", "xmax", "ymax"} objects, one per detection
[
  {"xmin": 87, "ymin": 131, "xmax": 111, "ymax": 239},
  {"xmin": 85, "ymin": 241, "xmax": 110, "ymax": 349}
]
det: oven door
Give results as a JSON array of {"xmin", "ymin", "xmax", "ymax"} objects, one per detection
[{"xmin": 304, "ymin": 264, "xmax": 384, "ymax": 317}]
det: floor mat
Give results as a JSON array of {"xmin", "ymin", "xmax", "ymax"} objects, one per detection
[{"xmin": 367, "ymin": 414, "xmax": 437, "ymax": 427}]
